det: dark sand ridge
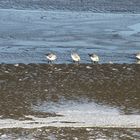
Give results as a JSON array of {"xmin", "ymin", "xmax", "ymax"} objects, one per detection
[
  {"xmin": 0, "ymin": 64, "xmax": 139, "ymax": 119},
  {"xmin": 0, "ymin": 127, "xmax": 139, "ymax": 140}
]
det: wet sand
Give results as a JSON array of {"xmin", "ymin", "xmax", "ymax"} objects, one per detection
[
  {"xmin": 0, "ymin": 63, "xmax": 140, "ymax": 139},
  {"xmin": 1, "ymin": 122, "xmax": 139, "ymax": 139},
  {"xmin": 0, "ymin": 127, "xmax": 140, "ymax": 140},
  {"xmin": 0, "ymin": 64, "xmax": 139, "ymax": 117}
]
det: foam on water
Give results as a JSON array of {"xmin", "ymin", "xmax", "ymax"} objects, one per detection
[
  {"xmin": 33, "ymin": 100, "xmax": 120, "ymax": 115},
  {"xmin": 0, "ymin": 114, "xmax": 140, "ymax": 128}
]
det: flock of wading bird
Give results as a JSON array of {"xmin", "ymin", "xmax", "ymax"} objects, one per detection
[{"xmin": 45, "ymin": 51, "xmax": 140, "ymax": 64}]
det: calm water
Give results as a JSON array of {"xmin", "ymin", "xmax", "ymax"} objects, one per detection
[{"xmin": 0, "ymin": 9, "xmax": 140, "ymax": 64}]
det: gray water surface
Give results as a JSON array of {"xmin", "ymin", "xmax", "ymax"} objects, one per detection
[{"xmin": 0, "ymin": 9, "xmax": 140, "ymax": 64}]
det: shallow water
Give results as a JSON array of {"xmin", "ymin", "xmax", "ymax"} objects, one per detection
[{"xmin": 0, "ymin": 9, "xmax": 140, "ymax": 64}]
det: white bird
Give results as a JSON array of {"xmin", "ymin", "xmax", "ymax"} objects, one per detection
[
  {"xmin": 71, "ymin": 52, "xmax": 80, "ymax": 63},
  {"xmin": 136, "ymin": 52, "xmax": 140, "ymax": 60},
  {"xmin": 88, "ymin": 53, "xmax": 99, "ymax": 63},
  {"xmin": 45, "ymin": 53, "xmax": 57, "ymax": 63},
  {"xmin": 136, "ymin": 60, "xmax": 140, "ymax": 64},
  {"xmin": 109, "ymin": 61, "xmax": 113, "ymax": 64}
]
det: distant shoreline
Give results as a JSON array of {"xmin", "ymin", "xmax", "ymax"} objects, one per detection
[{"xmin": 0, "ymin": 0, "xmax": 140, "ymax": 13}]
